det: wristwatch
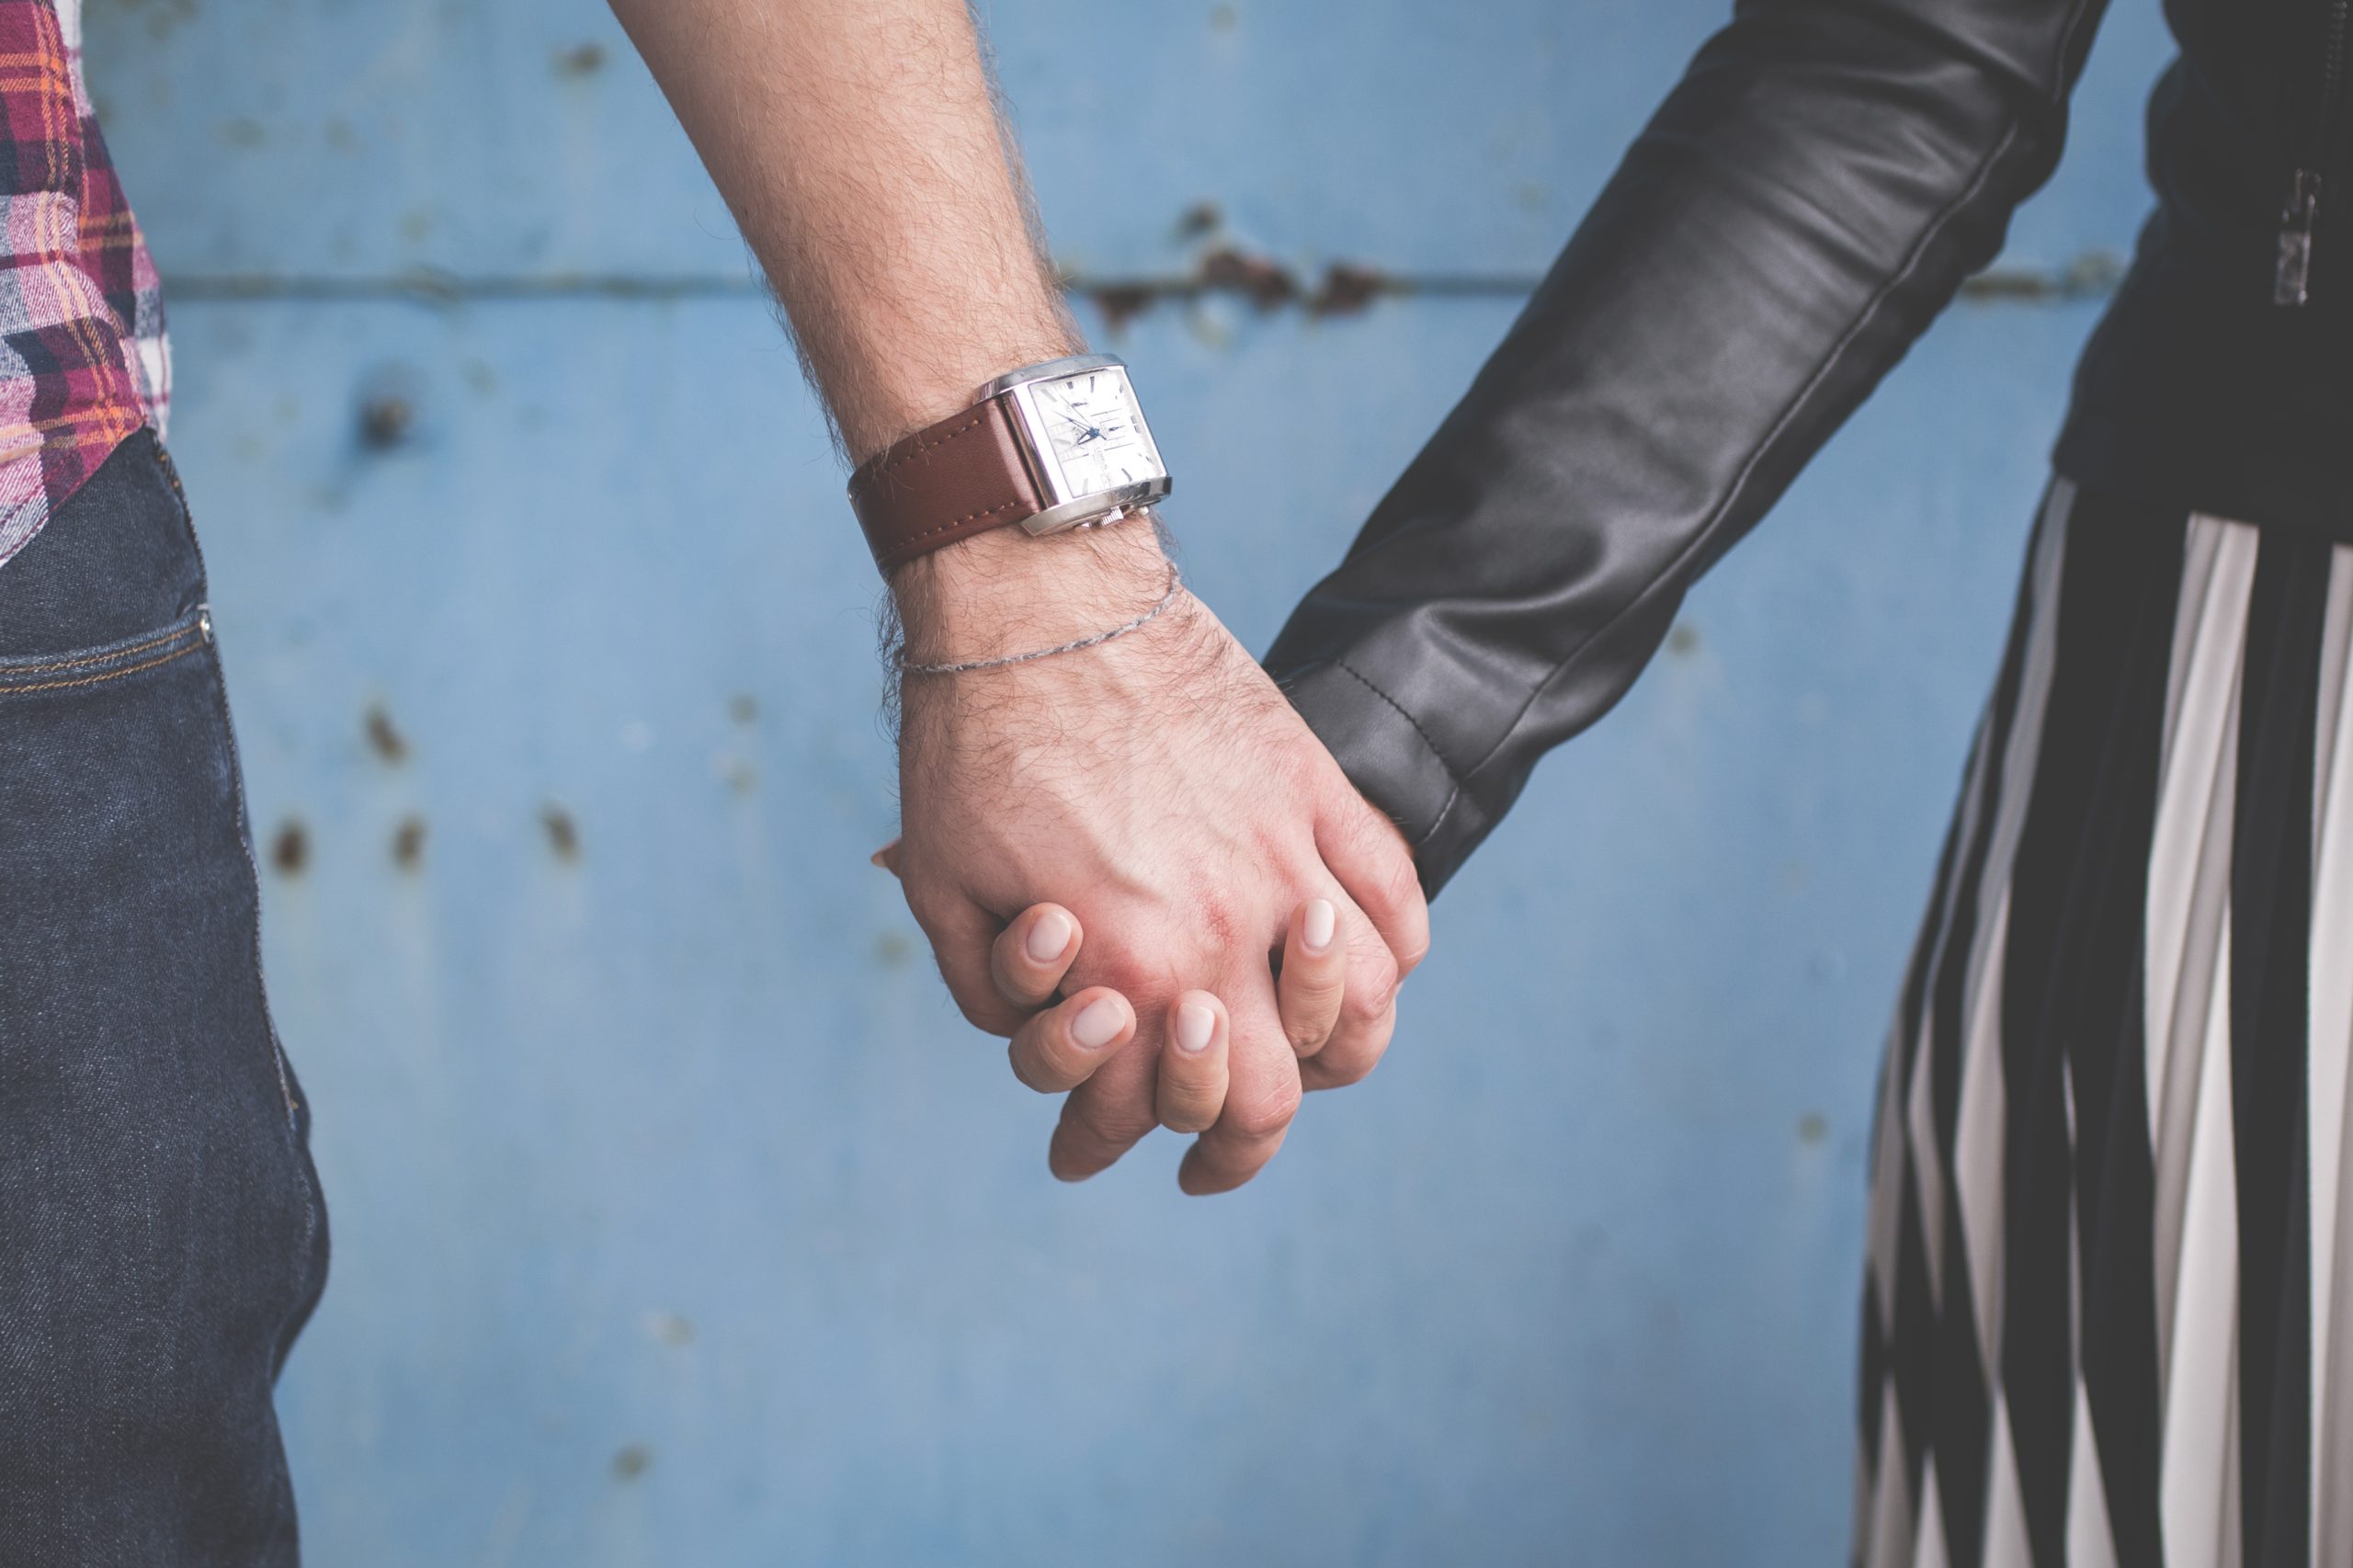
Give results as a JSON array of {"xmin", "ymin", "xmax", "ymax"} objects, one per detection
[{"xmin": 847, "ymin": 353, "xmax": 1173, "ymax": 574}]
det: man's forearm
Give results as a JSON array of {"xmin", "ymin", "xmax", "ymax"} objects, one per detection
[
  {"xmin": 610, "ymin": 0, "xmax": 1078, "ymax": 463},
  {"xmin": 614, "ymin": 0, "xmax": 1429, "ymax": 1195},
  {"xmin": 614, "ymin": 0, "xmax": 1170, "ymax": 651}
]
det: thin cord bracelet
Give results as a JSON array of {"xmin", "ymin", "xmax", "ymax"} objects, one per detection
[{"xmin": 897, "ymin": 562, "xmax": 1184, "ymax": 676}]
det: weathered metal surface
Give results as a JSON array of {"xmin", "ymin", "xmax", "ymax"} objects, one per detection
[{"xmin": 82, "ymin": 0, "xmax": 2174, "ymax": 1561}]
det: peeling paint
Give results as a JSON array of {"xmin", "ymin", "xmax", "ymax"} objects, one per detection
[
  {"xmin": 1959, "ymin": 250, "xmax": 2122, "ymax": 301},
  {"xmin": 1307, "ymin": 260, "xmax": 1386, "ymax": 317}
]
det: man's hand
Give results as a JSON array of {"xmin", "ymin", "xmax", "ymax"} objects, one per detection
[
  {"xmin": 616, "ymin": 0, "xmax": 1429, "ymax": 1190},
  {"xmin": 889, "ymin": 521, "xmax": 1428, "ymax": 1192}
]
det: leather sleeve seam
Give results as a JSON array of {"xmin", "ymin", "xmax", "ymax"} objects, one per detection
[
  {"xmin": 1330, "ymin": 657, "xmax": 1463, "ymax": 848},
  {"xmin": 1453, "ymin": 38, "xmax": 2070, "ymax": 789}
]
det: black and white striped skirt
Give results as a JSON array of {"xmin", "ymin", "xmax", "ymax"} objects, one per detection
[{"xmin": 1856, "ymin": 480, "xmax": 2353, "ymax": 1568}]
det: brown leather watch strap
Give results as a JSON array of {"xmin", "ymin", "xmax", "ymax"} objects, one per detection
[{"xmin": 847, "ymin": 396, "xmax": 1048, "ymax": 574}]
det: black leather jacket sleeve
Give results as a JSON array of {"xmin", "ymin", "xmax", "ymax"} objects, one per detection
[{"xmin": 1264, "ymin": 0, "xmax": 2108, "ymax": 896}]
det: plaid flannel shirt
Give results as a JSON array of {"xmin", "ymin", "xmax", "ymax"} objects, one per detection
[{"xmin": 0, "ymin": 0, "xmax": 167, "ymax": 571}]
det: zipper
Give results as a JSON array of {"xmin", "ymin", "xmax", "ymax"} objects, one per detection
[{"xmin": 2279, "ymin": 0, "xmax": 2351, "ymax": 306}]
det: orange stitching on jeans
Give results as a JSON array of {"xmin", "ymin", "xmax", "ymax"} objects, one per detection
[
  {"xmin": 0, "ymin": 634, "xmax": 201, "ymax": 695},
  {"xmin": 4, "ymin": 620, "xmax": 199, "ymax": 675}
]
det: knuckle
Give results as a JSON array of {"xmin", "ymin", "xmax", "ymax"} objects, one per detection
[
  {"xmin": 1002, "ymin": 971, "xmax": 1057, "ymax": 1009},
  {"xmin": 1074, "ymin": 949, "xmax": 1163, "ymax": 1008},
  {"xmin": 1341, "ymin": 954, "xmax": 1400, "ymax": 1025},
  {"xmin": 1313, "ymin": 1055, "xmax": 1371, "ymax": 1088},
  {"xmin": 1377, "ymin": 846, "xmax": 1424, "ymax": 913},
  {"xmin": 1349, "ymin": 832, "xmax": 1430, "ymax": 941},
  {"xmin": 1022, "ymin": 1038, "xmax": 1081, "ymax": 1091},
  {"xmin": 1339, "ymin": 981, "xmax": 1392, "ymax": 1029},
  {"xmin": 1075, "ymin": 1096, "xmax": 1158, "ymax": 1149},
  {"xmin": 1006, "ymin": 1040, "xmax": 1050, "ymax": 1092},
  {"xmin": 1318, "ymin": 1032, "xmax": 1390, "ymax": 1088},
  {"xmin": 1224, "ymin": 1084, "xmax": 1301, "ymax": 1142},
  {"xmin": 1160, "ymin": 1099, "xmax": 1216, "ymax": 1135},
  {"xmin": 1190, "ymin": 886, "xmax": 1246, "ymax": 956}
]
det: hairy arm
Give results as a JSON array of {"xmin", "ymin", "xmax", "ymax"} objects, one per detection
[
  {"xmin": 612, "ymin": 0, "xmax": 1175, "ymax": 669},
  {"xmin": 612, "ymin": 0, "xmax": 1427, "ymax": 1191},
  {"xmin": 610, "ymin": 0, "xmax": 1073, "ymax": 460}
]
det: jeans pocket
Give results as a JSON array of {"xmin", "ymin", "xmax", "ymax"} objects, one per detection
[
  {"xmin": 0, "ymin": 481, "xmax": 324, "ymax": 1562},
  {"xmin": 0, "ymin": 602, "xmax": 211, "ymax": 699}
]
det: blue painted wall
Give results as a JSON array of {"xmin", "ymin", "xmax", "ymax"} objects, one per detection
[{"xmin": 85, "ymin": 0, "xmax": 2176, "ymax": 1561}]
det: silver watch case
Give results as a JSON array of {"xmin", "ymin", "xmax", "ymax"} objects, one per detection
[{"xmin": 975, "ymin": 353, "xmax": 1175, "ymax": 536}]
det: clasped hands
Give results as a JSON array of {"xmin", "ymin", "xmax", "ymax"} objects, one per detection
[{"xmin": 878, "ymin": 518, "xmax": 1428, "ymax": 1193}]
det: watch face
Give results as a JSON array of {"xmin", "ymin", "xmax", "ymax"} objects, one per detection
[{"xmin": 1022, "ymin": 366, "xmax": 1165, "ymax": 501}]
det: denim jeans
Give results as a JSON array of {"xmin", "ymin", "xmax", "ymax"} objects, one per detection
[{"xmin": 0, "ymin": 431, "xmax": 327, "ymax": 1565}]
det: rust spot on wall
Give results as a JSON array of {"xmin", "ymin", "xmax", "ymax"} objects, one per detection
[
  {"xmin": 1090, "ymin": 282, "xmax": 1155, "ymax": 334},
  {"xmin": 729, "ymin": 693, "xmax": 758, "ymax": 725},
  {"xmin": 611, "ymin": 1444, "xmax": 651, "ymax": 1482},
  {"xmin": 552, "ymin": 41, "xmax": 608, "ymax": 78},
  {"xmin": 358, "ymin": 392, "xmax": 415, "ymax": 449},
  {"xmin": 540, "ymin": 805, "xmax": 581, "ymax": 862},
  {"xmin": 364, "ymin": 705, "xmax": 408, "ymax": 764},
  {"xmin": 214, "ymin": 118, "xmax": 266, "ymax": 149},
  {"xmin": 1307, "ymin": 260, "xmax": 1388, "ymax": 317},
  {"xmin": 1666, "ymin": 622, "xmax": 1701, "ymax": 656},
  {"xmin": 644, "ymin": 1312, "xmax": 696, "ymax": 1346},
  {"xmin": 872, "ymin": 930, "xmax": 914, "ymax": 968},
  {"xmin": 1175, "ymin": 200, "xmax": 1223, "ymax": 241},
  {"xmin": 1199, "ymin": 244, "xmax": 1298, "ymax": 311},
  {"xmin": 391, "ymin": 816, "xmax": 426, "ymax": 870},
  {"xmin": 270, "ymin": 820, "xmax": 308, "ymax": 876},
  {"xmin": 1797, "ymin": 1112, "xmax": 1829, "ymax": 1146},
  {"xmin": 1081, "ymin": 218, "xmax": 1423, "ymax": 333}
]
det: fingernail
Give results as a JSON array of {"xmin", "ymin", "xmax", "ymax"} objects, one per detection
[
  {"xmin": 1027, "ymin": 908, "xmax": 1074, "ymax": 963},
  {"xmin": 1071, "ymin": 997, "xmax": 1126, "ymax": 1050},
  {"xmin": 1302, "ymin": 898, "xmax": 1336, "ymax": 955},
  {"xmin": 1175, "ymin": 1000, "xmax": 1216, "ymax": 1055}
]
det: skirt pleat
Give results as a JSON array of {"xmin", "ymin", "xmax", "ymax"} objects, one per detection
[{"xmin": 1857, "ymin": 483, "xmax": 2353, "ymax": 1568}]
